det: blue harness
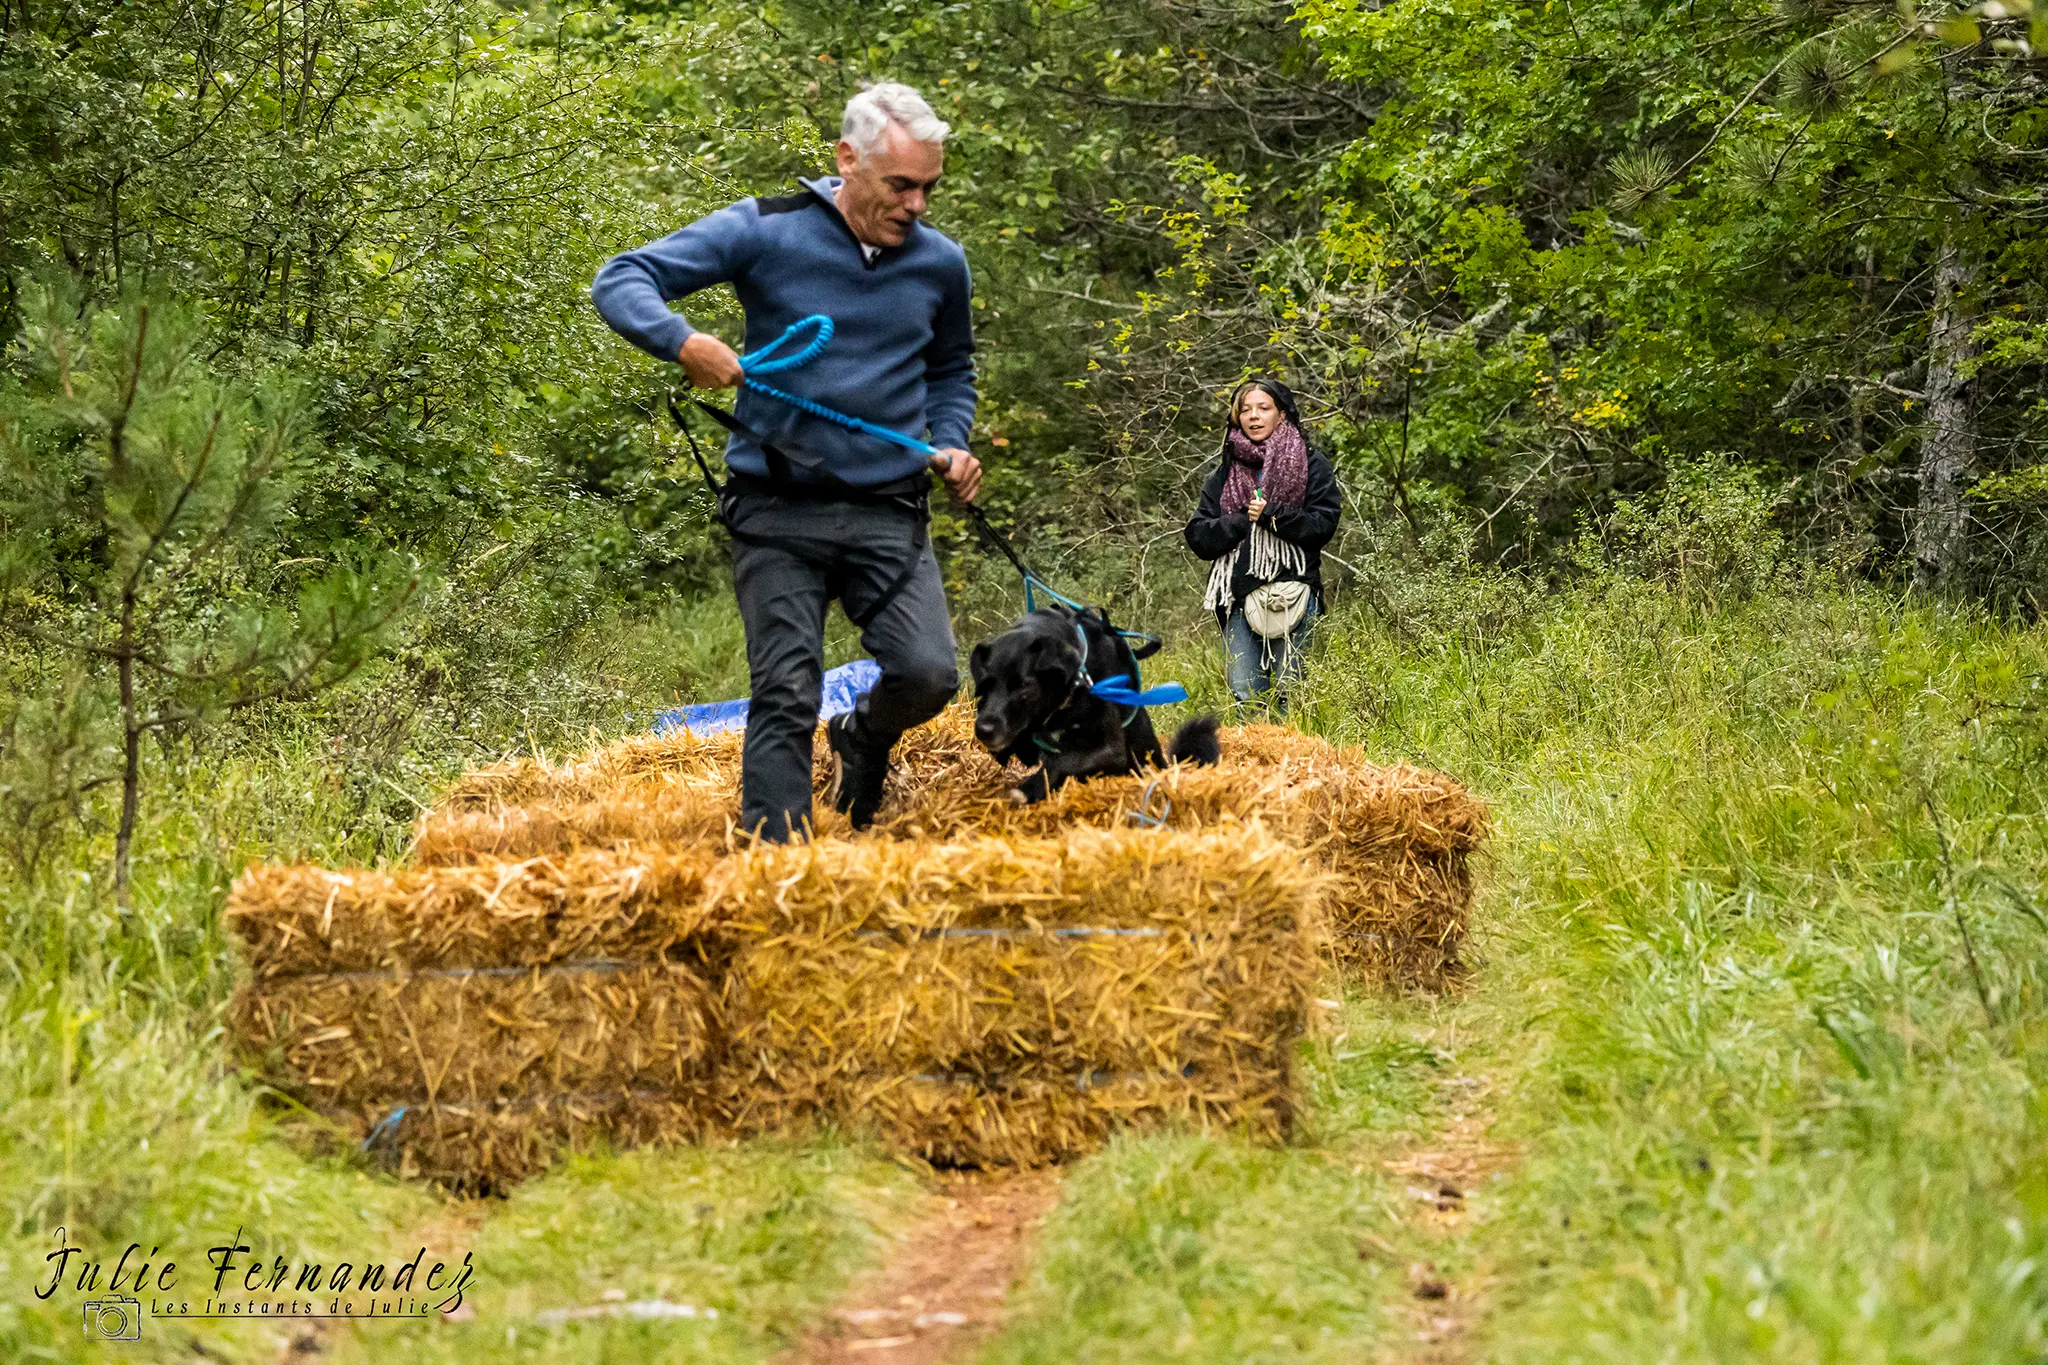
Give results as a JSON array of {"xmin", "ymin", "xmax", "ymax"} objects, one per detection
[
  {"xmin": 1062, "ymin": 619, "xmax": 1188, "ymax": 713},
  {"xmin": 678, "ymin": 314, "xmax": 1189, "ymax": 711}
]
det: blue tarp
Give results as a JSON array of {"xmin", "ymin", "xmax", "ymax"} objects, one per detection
[{"xmin": 652, "ymin": 658, "xmax": 881, "ymax": 737}]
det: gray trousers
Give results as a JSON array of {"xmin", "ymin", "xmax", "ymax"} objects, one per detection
[{"xmin": 726, "ymin": 487, "xmax": 959, "ymax": 841}]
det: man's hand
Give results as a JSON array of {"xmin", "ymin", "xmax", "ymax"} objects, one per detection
[
  {"xmin": 679, "ymin": 332, "xmax": 743, "ymax": 389},
  {"xmin": 1246, "ymin": 491, "xmax": 1267, "ymax": 523},
  {"xmin": 931, "ymin": 448, "xmax": 982, "ymax": 502}
]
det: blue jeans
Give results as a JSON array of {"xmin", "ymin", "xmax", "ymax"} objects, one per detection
[{"xmin": 1224, "ymin": 597, "xmax": 1319, "ymax": 709}]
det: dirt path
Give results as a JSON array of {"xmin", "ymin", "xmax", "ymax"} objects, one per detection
[
  {"xmin": 780, "ymin": 1169, "xmax": 1061, "ymax": 1365},
  {"xmin": 1376, "ymin": 1074, "xmax": 1517, "ymax": 1364}
]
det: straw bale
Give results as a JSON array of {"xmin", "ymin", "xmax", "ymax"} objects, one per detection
[
  {"xmin": 861, "ymin": 727, "xmax": 1482, "ymax": 855},
  {"xmin": 416, "ymin": 706, "xmax": 1486, "ymax": 862},
  {"xmin": 709, "ymin": 827, "xmax": 1318, "ymax": 1165},
  {"xmin": 228, "ymin": 827, "xmax": 1324, "ymax": 1181},
  {"xmin": 408, "ymin": 708, "xmax": 1487, "ymax": 992},
  {"xmin": 737, "ymin": 1072, "xmax": 1287, "ymax": 1170},
  {"xmin": 223, "ymin": 847, "xmax": 723, "ymax": 979},
  {"xmin": 349, "ymin": 1091, "xmax": 730, "ymax": 1195},
  {"xmin": 840, "ymin": 717, "xmax": 1485, "ymax": 994},
  {"xmin": 413, "ymin": 790, "xmax": 738, "ymax": 866},
  {"xmin": 862, "ymin": 713, "xmax": 1486, "ymax": 994},
  {"xmin": 230, "ymin": 960, "xmax": 721, "ymax": 1111},
  {"xmin": 439, "ymin": 729, "xmax": 741, "ymax": 811},
  {"xmin": 1322, "ymin": 852, "xmax": 1473, "ymax": 986}
]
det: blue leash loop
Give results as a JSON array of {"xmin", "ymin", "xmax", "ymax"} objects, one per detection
[
  {"xmin": 738, "ymin": 315, "xmax": 938, "ymax": 459},
  {"xmin": 1126, "ymin": 776, "xmax": 1172, "ymax": 828},
  {"xmin": 362, "ymin": 1104, "xmax": 408, "ymax": 1153},
  {"xmin": 727, "ymin": 315, "xmax": 1186, "ymax": 704},
  {"xmin": 1064, "ymin": 618, "xmax": 1185, "ymax": 715}
]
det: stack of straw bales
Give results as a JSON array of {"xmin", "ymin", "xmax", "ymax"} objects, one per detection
[
  {"xmin": 415, "ymin": 708, "xmax": 1487, "ymax": 989},
  {"xmin": 713, "ymin": 830, "xmax": 1316, "ymax": 1167},
  {"xmin": 227, "ymin": 850, "xmax": 731, "ymax": 1189},
  {"xmin": 225, "ymin": 706, "xmax": 1484, "ymax": 1188},
  {"xmin": 225, "ymin": 827, "xmax": 1323, "ymax": 1188}
]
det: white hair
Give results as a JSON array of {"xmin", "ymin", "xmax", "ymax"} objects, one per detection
[{"xmin": 841, "ymin": 82, "xmax": 950, "ymax": 157}]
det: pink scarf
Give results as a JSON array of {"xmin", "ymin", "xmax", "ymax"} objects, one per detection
[{"xmin": 1221, "ymin": 420, "xmax": 1309, "ymax": 515}]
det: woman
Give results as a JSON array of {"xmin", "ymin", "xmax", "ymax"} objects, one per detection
[{"xmin": 1183, "ymin": 378, "xmax": 1341, "ymax": 709}]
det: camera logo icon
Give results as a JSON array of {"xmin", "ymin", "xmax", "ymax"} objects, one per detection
[{"xmin": 83, "ymin": 1295, "xmax": 142, "ymax": 1341}]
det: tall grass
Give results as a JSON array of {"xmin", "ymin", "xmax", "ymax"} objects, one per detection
[
  {"xmin": 4, "ymin": 510, "xmax": 2045, "ymax": 1362},
  {"xmin": 1313, "ymin": 574, "xmax": 2048, "ymax": 1361}
]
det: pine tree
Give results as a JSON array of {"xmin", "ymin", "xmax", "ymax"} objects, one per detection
[{"xmin": 0, "ymin": 286, "xmax": 414, "ymax": 903}]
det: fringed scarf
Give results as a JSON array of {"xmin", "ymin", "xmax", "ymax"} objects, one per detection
[{"xmin": 1204, "ymin": 418, "xmax": 1310, "ymax": 612}]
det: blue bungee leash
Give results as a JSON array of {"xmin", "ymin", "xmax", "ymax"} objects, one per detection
[{"xmin": 675, "ymin": 314, "xmax": 1188, "ymax": 709}]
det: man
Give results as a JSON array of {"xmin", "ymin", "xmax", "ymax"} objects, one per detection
[{"xmin": 592, "ymin": 83, "xmax": 981, "ymax": 840}]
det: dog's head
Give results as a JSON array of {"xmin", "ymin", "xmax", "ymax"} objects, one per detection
[{"xmin": 967, "ymin": 609, "xmax": 1086, "ymax": 754}]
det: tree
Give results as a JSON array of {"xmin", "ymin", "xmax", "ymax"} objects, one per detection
[{"xmin": 0, "ymin": 287, "xmax": 413, "ymax": 903}]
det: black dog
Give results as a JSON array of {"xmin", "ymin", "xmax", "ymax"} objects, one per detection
[{"xmin": 968, "ymin": 603, "xmax": 1221, "ymax": 802}]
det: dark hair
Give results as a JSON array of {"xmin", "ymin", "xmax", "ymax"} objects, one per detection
[{"xmin": 1226, "ymin": 377, "xmax": 1302, "ymax": 433}]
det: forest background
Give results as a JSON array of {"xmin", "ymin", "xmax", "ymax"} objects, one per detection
[
  {"xmin": 5, "ymin": 0, "xmax": 2046, "ymax": 858},
  {"xmin": 3, "ymin": 1, "xmax": 2048, "ymax": 1362}
]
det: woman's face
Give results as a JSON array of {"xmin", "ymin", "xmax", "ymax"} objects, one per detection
[{"xmin": 1236, "ymin": 387, "xmax": 1280, "ymax": 441}]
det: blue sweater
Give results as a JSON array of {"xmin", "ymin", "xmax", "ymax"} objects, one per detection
[{"xmin": 591, "ymin": 176, "xmax": 977, "ymax": 488}]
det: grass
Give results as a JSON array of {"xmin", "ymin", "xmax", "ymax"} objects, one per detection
[
  {"xmin": 1320, "ymin": 574, "xmax": 2048, "ymax": 1363},
  {"xmin": 3, "ymin": 551, "xmax": 2045, "ymax": 1362},
  {"xmin": 980, "ymin": 1133, "xmax": 1397, "ymax": 1365},
  {"xmin": 323, "ymin": 1141, "xmax": 917, "ymax": 1365},
  {"xmin": 975, "ymin": 571, "xmax": 2047, "ymax": 1362}
]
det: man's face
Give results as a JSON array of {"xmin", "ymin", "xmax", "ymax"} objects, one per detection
[{"xmin": 834, "ymin": 123, "xmax": 944, "ymax": 249}]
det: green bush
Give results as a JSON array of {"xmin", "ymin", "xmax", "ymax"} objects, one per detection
[{"xmin": 1574, "ymin": 454, "xmax": 1790, "ymax": 604}]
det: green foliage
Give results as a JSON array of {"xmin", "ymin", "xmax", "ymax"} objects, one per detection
[
  {"xmin": 0, "ymin": 288, "xmax": 415, "ymax": 893},
  {"xmin": 0, "ymin": 664, "xmax": 107, "ymax": 881},
  {"xmin": 1575, "ymin": 454, "xmax": 1790, "ymax": 603},
  {"xmin": 0, "ymin": 289, "xmax": 411, "ymax": 702},
  {"xmin": 1143, "ymin": 0, "xmax": 2048, "ymax": 590}
]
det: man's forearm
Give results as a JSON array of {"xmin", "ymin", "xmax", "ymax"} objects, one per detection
[
  {"xmin": 591, "ymin": 254, "xmax": 699, "ymax": 362},
  {"xmin": 590, "ymin": 201, "xmax": 754, "ymax": 363},
  {"xmin": 925, "ymin": 362, "xmax": 978, "ymax": 450}
]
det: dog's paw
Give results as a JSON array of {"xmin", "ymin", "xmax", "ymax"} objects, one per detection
[{"xmin": 1006, "ymin": 788, "xmax": 1029, "ymax": 805}]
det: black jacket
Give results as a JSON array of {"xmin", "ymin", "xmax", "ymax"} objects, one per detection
[{"xmin": 1184, "ymin": 437, "xmax": 1341, "ymax": 621}]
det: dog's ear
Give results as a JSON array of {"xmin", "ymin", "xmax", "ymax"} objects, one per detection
[
  {"xmin": 968, "ymin": 640, "xmax": 994, "ymax": 687},
  {"xmin": 1027, "ymin": 630, "xmax": 1081, "ymax": 686}
]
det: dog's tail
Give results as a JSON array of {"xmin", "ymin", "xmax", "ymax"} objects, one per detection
[{"xmin": 1166, "ymin": 713, "xmax": 1222, "ymax": 767}]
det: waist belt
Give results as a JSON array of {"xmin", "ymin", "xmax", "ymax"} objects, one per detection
[
  {"xmin": 721, "ymin": 469, "xmax": 929, "ymax": 510},
  {"xmin": 667, "ymin": 395, "xmax": 930, "ymax": 630}
]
